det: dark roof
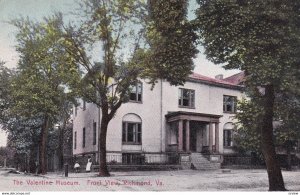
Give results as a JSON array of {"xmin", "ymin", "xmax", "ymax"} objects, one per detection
[
  {"xmin": 188, "ymin": 72, "xmax": 243, "ymax": 90},
  {"xmin": 222, "ymin": 72, "xmax": 245, "ymax": 85}
]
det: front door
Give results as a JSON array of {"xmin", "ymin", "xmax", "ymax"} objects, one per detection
[
  {"xmin": 190, "ymin": 127, "xmax": 197, "ymax": 152},
  {"xmin": 190, "ymin": 121, "xmax": 206, "ymax": 152}
]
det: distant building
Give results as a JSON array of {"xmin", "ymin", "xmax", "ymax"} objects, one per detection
[{"xmin": 72, "ymin": 72, "xmax": 244, "ymax": 169}]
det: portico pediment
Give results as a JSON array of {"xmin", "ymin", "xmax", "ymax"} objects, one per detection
[{"xmin": 165, "ymin": 111, "xmax": 222, "ymax": 123}]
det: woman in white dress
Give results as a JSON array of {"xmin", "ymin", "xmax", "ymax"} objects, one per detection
[{"xmin": 86, "ymin": 157, "xmax": 92, "ymax": 172}]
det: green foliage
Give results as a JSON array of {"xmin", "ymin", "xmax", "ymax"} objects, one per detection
[
  {"xmin": 11, "ymin": 14, "xmax": 79, "ymax": 118},
  {"xmin": 60, "ymin": 0, "xmax": 160, "ymax": 175},
  {"xmin": 0, "ymin": 61, "xmax": 40, "ymax": 169},
  {"xmin": 234, "ymin": 90, "xmax": 300, "ymax": 156},
  {"xmin": 0, "ymin": 62, "xmax": 15, "ymax": 127},
  {"xmin": 6, "ymin": 116, "xmax": 42, "ymax": 154},
  {"xmin": 196, "ymin": 3, "xmax": 299, "ymax": 188},
  {"xmin": 143, "ymin": 0, "xmax": 198, "ymax": 86},
  {"xmin": 234, "ymin": 98, "xmax": 263, "ymax": 155},
  {"xmin": 0, "ymin": 147, "xmax": 15, "ymax": 167},
  {"xmin": 273, "ymin": 92, "xmax": 300, "ymax": 145},
  {"xmin": 5, "ymin": 14, "xmax": 80, "ymax": 172},
  {"xmin": 196, "ymin": 0, "xmax": 300, "ymax": 141},
  {"xmin": 195, "ymin": 0, "xmax": 300, "ymax": 89},
  {"xmin": 62, "ymin": 0, "xmax": 146, "ymax": 116}
]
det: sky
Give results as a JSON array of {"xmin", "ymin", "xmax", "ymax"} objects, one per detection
[{"xmin": 0, "ymin": 0, "xmax": 240, "ymax": 147}]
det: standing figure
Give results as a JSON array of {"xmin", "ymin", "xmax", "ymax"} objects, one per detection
[
  {"xmin": 74, "ymin": 161, "xmax": 80, "ymax": 173},
  {"xmin": 86, "ymin": 157, "xmax": 92, "ymax": 172}
]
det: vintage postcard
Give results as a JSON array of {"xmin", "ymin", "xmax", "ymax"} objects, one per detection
[{"xmin": 0, "ymin": 0, "xmax": 299, "ymax": 193}]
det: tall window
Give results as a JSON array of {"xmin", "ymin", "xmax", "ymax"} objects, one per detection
[
  {"xmin": 93, "ymin": 122, "xmax": 97, "ymax": 145},
  {"xmin": 122, "ymin": 122, "xmax": 142, "ymax": 144},
  {"xmin": 223, "ymin": 95, "xmax": 237, "ymax": 113},
  {"xmin": 129, "ymin": 82, "xmax": 142, "ymax": 102},
  {"xmin": 178, "ymin": 88, "xmax": 195, "ymax": 108},
  {"xmin": 74, "ymin": 131, "xmax": 77, "ymax": 149},
  {"xmin": 223, "ymin": 129, "xmax": 233, "ymax": 147},
  {"xmin": 82, "ymin": 127, "xmax": 86, "ymax": 148}
]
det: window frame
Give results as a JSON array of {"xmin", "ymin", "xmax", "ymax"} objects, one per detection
[
  {"xmin": 129, "ymin": 82, "xmax": 143, "ymax": 103},
  {"xmin": 74, "ymin": 131, "xmax": 77, "ymax": 149},
  {"xmin": 223, "ymin": 129, "xmax": 233, "ymax": 147},
  {"xmin": 93, "ymin": 122, "xmax": 97, "ymax": 145},
  {"xmin": 122, "ymin": 121, "xmax": 142, "ymax": 145},
  {"xmin": 223, "ymin": 95, "xmax": 237, "ymax": 113},
  {"xmin": 178, "ymin": 88, "xmax": 195, "ymax": 109},
  {"xmin": 82, "ymin": 127, "xmax": 86, "ymax": 148}
]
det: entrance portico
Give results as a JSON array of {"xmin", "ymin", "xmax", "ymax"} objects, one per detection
[{"xmin": 166, "ymin": 111, "xmax": 222, "ymax": 154}]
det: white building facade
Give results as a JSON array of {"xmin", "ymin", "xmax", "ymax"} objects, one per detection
[{"xmin": 72, "ymin": 72, "xmax": 244, "ymax": 168}]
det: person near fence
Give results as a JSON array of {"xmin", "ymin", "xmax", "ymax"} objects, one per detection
[
  {"xmin": 86, "ymin": 157, "xmax": 92, "ymax": 172},
  {"xmin": 74, "ymin": 161, "xmax": 80, "ymax": 173}
]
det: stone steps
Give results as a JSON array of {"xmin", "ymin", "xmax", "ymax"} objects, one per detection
[{"xmin": 190, "ymin": 153, "xmax": 220, "ymax": 170}]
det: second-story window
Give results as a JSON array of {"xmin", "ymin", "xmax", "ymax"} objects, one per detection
[
  {"xmin": 223, "ymin": 95, "xmax": 237, "ymax": 113},
  {"xmin": 178, "ymin": 88, "xmax": 195, "ymax": 108},
  {"xmin": 129, "ymin": 82, "xmax": 142, "ymax": 102}
]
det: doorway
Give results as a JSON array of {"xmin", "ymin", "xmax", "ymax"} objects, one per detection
[
  {"xmin": 190, "ymin": 121, "xmax": 206, "ymax": 152},
  {"xmin": 190, "ymin": 127, "xmax": 197, "ymax": 152}
]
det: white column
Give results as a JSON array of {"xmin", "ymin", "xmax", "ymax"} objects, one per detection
[
  {"xmin": 209, "ymin": 122, "xmax": 214, "ymax": 153},
  {"xmin": 215, "ymin": 123, "xmax": 219, "ymax": 153},
  {"xmin": 178, "ymin": 120, "xmax": 183, "ymax": 152},
  {"xmin": 186, "ymin": 120, "xmax": 190, "ymax": 152}
]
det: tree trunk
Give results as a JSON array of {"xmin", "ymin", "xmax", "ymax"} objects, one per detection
[
  {"xmin": 39, "ymin": 115, "xmax": 49, "ymax": 175},
  {"xmin": 58, "ymin": 126, "xmax": 64, "ymax": 170},
  {"xmin": 98, "ymin": 114, "xmax": 110, "ymax": 176},
  {"xmin": 286, "ymin": 140, "xmax": 292, "ymax": 171},
  {"xmin": 59, "ymin": 115, "xmax": 69, "ymax": 170},
  {"xmin": 29, "ymin": 147, "xmax": 36, "ymax": 173},
  {"xmin": 261, "ymin": 84, "xmax": 286, "ymax": 191},
  {"xmin": 58, "ymin": 122, "xmax": 66, "ymax": 170}
]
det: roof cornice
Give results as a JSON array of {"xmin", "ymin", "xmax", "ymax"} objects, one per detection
[{"xmin": 187, "ymin": 77, "xmax": 244, "ymax": 91}]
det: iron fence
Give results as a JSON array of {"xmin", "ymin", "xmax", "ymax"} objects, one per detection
[
  {"xmin": 106, "ymin": 153, "xmax": 179, "ymax": 165},
  {"xmin": 222, "ymin": 156, "xmax": 252, "ymax": 166}
]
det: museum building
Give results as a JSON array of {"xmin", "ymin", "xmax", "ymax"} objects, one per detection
[{"xmin": 72, "ymin": 72, "xmax": 245, "ymax": 169}]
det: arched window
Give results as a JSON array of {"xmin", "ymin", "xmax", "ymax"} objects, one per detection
[
  {"xmin": 122, "ymin": 114, "xmax": 142, "ymax": 144},
  {"xmin": 223, "ymin": 123, "xmax": 235, "ymax": 147}
]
